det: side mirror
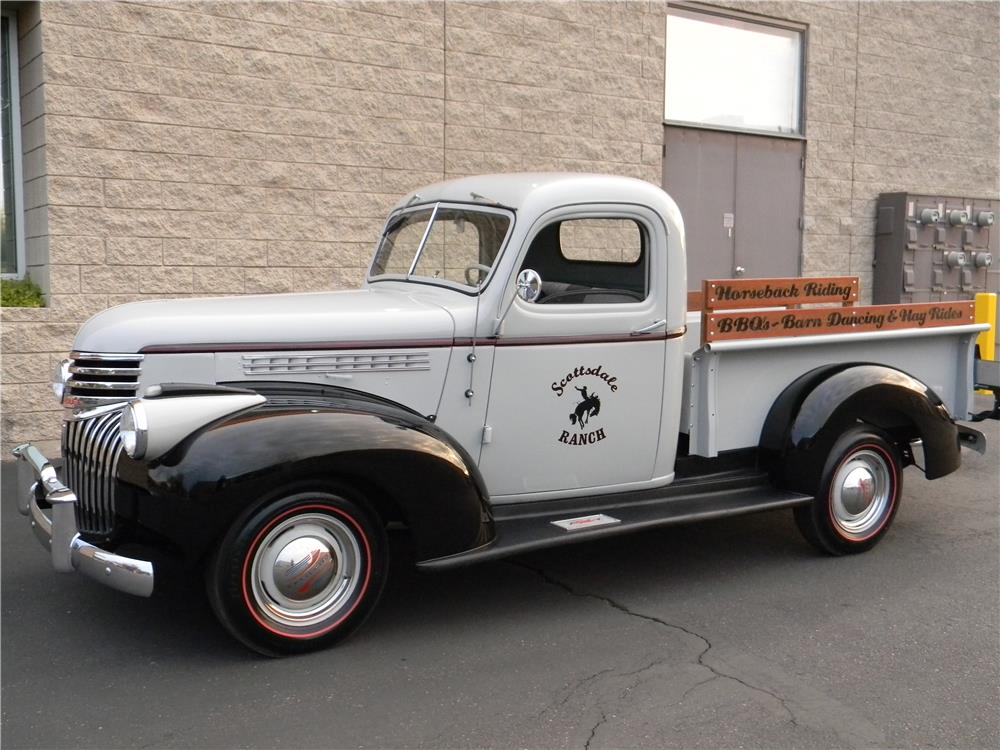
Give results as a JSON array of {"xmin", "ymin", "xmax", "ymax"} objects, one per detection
[{"xmin": 516, "ymin": 269, "xmax": 543, "ymax": 303}]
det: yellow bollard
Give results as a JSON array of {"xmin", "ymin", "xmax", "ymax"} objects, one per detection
[{"xmin": 975, "ymin": 292, "xmax": 997, "ymax": 394}]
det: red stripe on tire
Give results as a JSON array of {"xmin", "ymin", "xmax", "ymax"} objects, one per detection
[
  {"xmin": 827, "ymin": 443, "xmax": 899, "ymax": 543},
  {"xmin": 240, "ymin": 503, "xmax": 373, "ymax": 640}
]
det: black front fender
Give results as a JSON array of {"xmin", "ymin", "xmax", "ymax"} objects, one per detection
[
  {"xmin": 760, "ymin": 363, "xmax": 961, "ymax": 484},
  {"xmin": 117, "ymin": 388, "xmax": 493, "ymax": 564}
]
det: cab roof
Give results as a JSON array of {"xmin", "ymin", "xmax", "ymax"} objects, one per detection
[{"xmin": 391, "ymin": 172, "xmax": 678, "ymax": 224}]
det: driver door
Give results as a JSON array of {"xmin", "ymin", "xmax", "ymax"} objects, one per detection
[{"xmin": 479, "ymin": 205, "xmax": 668, "ymax": 499}]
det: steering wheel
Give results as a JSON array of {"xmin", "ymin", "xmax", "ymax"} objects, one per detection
[{"xmin": 464, "ymin": 263, "xmax": 492, "ymax": 286}]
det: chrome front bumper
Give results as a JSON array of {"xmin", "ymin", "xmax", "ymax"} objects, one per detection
[{"xmin": 11, "ymin": 443, "xmax": 154, "ymax": 597}]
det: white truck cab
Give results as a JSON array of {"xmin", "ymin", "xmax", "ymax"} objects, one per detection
[{"xmin": 12, "ymin": 173, "xmax": 993, "ymax": 655}]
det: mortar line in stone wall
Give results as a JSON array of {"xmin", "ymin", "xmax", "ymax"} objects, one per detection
[
  {"xmin": 113, "ymin": 1, "xmax": 445, "ymax": 57},
  {"xmin": 46, "ymin": 77, "xmax": 450, "ymax": 116},
  {"xmin": 43, "ymin": 39, "xmax": 646, "ymax": 91},
  {"xmin": 847, "ymin": 0, "xmax": 861, "ymax": 279},
  {"xmin": 39, "ymin": 132, "xmax": 659, "ymax": 174},
  {"xmin": 858, "ymin": 47, "xmax": 1000, "ymax": 70},
  {"xmin": 45, "ymin": 105, "xmax": 650, "ymax": 144},
  {"xmin": 43, "ymin": 115, "xmax": 444, "ymax": 151},
  {"xmin": 42, "ymin": 17, "xmax": 443, "ymax": 74},
  {"xmin": 46, "ymin": 80, "xmax": 652, "ymax": 133},
  {"xmin": 242, "ymin": 0, "xmax": 441, "ymax": 28},
  {"xmin": 38, "ymin": 43, "xmax": 439, "ymax": 89},
  {"xmin": 16, "ymin": 16, "xmax": 40, "ymax": 39},
  {"xmin": 19, "ymin": 104, "xmax": 46, "ymax": 125},
  {"xmin": 42, "ymin": 67, "xmax": 650, "ymax": 121},
  {"xmin": 849, "ymin": 114, "xmax": 996, "ymax": 135},
  {"xmin": 42, "ymin": 16, "xmax": 651, "ymax": 81},
  {"xmin": 17, "ymin": 48, "xmax": 42, "ymax": 69},
  {"xmin": 442, "ymin": 0, "xmax": 447, "ymax": 181},
  {"xmin": 20, "ymin": 145, "xmax": 46, "ymax": 161}
]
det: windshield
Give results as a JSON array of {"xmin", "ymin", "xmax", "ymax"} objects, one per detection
[{"xmin": 370, "ymin": 205, "xmax": 512, "ymax": 290}]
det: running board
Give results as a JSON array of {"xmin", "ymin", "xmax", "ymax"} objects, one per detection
[{"xmin": 419, "ymin": 478, "xmax": 812, "ymax": 570}]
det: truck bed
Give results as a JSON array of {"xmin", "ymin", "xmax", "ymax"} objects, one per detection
[{"xmin": 681, "ymin": 310, "xmax": 985, "ymax": 458}]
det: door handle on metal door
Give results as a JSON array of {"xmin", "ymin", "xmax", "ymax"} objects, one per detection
[{"xmin": 631, "ymin": 319, "xmax": 667, "ymax": 336}]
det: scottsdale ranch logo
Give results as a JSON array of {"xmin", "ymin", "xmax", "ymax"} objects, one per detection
[{"xmin": 551, "ymin": 365, "xmax": 618, "ymax": 446}]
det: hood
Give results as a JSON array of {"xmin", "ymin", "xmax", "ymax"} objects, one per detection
[{"xmin": 74, "ymin": 288, "xmax": 456, "ymax": 353}]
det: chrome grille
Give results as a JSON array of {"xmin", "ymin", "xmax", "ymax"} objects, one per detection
[
  {"xmin": 63, "ymin": 409, "xmax": 124, "ymax": 535},
  {"xmin": 65, "ymin": 352, "xmax": 143, "ymax": 409}
]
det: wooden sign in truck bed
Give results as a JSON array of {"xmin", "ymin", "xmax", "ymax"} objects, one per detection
[{"xmin": 701, "ymin": 276, "xmax": 974, "ymax": 342}]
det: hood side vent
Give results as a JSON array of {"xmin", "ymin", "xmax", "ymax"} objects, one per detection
[{"xmin": 242, "ymin": 351, "xmax": 431, "ymax": 376}]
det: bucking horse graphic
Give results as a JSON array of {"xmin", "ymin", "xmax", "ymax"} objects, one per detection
[{"xmin": 569, "ymin": 386, "xmax": 601, "ymax": 430}]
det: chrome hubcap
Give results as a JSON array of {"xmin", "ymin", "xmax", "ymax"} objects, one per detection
[
  {"xmin": 831, "ymin": 449, "xmax": 893, "ymax": 539},
  {"xmin": 250, "ymin": 513, "xmax": 361, "ymax": 629},
  {"xmin": 272, "ymin": 536, "xmax": 337, "ymax": 601}
]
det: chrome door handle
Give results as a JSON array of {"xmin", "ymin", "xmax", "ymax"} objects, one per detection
[{"xmin": 631, "ymin": 319, "xmax": 667, "ymax": 336}]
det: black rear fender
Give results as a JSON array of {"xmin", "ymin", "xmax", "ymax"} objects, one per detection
[{"xmin": 760, "ymin": 363, "xmax": 961, "ymax": 486}]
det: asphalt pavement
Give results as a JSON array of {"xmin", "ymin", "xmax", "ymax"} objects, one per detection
[{"xmin": 2, "ymin": 407, "xmax": 998, "ymax": 749}]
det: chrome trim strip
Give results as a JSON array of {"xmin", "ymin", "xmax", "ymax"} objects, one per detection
[
  {"xmin": 245, "ymin": 366, "xmax": 433, "ymax": 375},
  {"xmin": 12, "ymin": 443, "xmax": 154, "ymax": 597},
  {"xmin": 65, "ymin": 380, "xmax": 137, "ymax": 391},
  {"xmin": 63, "ymin": 394, "xmax": 132, "ymax": 411},
  {"xmin": 407, "ymin": 202, "xmax": 439, "ymax": 277},
  {"xmin": 64, "ymin": 401, "xmax": 129, "ymax": 423},
  {"xmin": 69, "ymin": 365, "xmax": 140, "ymax": 376},
  {"xmin": 70, "ymin": 351, "xmax": 144, "ymax": 362},
  {"xmin": 703, "ymin": 322, "xmax": 989, "ymax": 352}
]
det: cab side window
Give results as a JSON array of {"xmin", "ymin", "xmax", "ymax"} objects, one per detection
[{"xmin": 520, "ymin": 218, "xmax": 647, "ymax": 304}]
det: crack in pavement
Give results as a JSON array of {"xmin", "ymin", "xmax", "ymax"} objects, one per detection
[
  {"xmin": 533, "ymin": 667, "xmax": 617, "ymax": 720},
  {"xmin": 511, "ymin": 561, "xmax": 801, "ymax": 733},
  {"xmin": 679, "ymin": 673, "xmax": 719, "ymax": 702},
  {"xmin": 583, "ymin": 709, "xmax": 608, "ymax": 750}
]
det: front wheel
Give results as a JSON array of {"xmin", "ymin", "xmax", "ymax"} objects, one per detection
[
  {"xmin": 794, "ymin": 427, "xmax": 903, "ymax": 555},
  {"xmin": 207, "ymin": 489, "xmax": 388, "ymax": 656}
]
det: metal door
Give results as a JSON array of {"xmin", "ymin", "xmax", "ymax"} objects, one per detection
[
  {"xmin": 733, "ymin": 133, "xmax": 804, "ymax": 279},
  {"xmin": 662, "ymin": 127, "xmax": 735, "ymax": 286},
  {"xmin": 479, "ymin": 205, "xmax": 668, "ymax": 499},
  {"xmin": 663, "ymin": 126, "xmax": 803, "ymax": 288}
]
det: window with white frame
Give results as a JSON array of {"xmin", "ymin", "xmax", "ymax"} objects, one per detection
[
  {"xmin": 1, "ymin": 10, "xmax": 25, "ymax": 278},
  {"xmin": 664, "ymin": 7, "xmax": 803, "ymax": 135}
]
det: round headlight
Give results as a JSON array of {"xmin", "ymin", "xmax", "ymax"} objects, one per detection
[
  {"xmin": 120, "ymin": 401, "xmax": 148, "ymax": 459},
  {"xmin": 52, "ymin": 359, "xmax": 71, "ymax": 403}
]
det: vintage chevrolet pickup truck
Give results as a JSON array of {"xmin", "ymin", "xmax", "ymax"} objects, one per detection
[{"xmin": 13, "ymin": 173, "xmax": 996, "ymax": 655}]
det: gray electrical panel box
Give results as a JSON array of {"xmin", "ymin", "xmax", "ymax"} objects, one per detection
[{"xmin": 873, "ymin": 192, "xmax": 998, "ymax": 305}]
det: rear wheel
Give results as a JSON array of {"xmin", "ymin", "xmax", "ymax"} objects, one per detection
[
  {"xmin": 207, "ymin": 489, "xmax": 388, "ymax": 656},
  {"xmin": 794, "ymin": 426, "xmax": 903, "ymax": 555}
]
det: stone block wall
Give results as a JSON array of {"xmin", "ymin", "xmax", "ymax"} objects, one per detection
[
  {"xmin": 1, "ymin": 0, "xmax": 998, "ymax": 454},
  {"xmin": 721, "ymin": 0, "xmax": 999, "ymax": 294}
]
